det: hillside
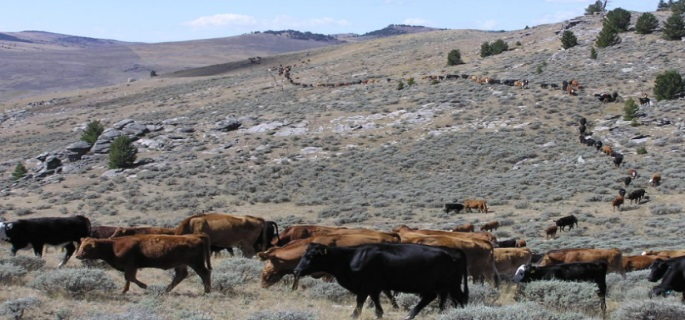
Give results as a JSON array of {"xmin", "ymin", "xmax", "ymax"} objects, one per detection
[{"xmin": 1, "ymin": 10, "xmax": 685, "ymax": 319}]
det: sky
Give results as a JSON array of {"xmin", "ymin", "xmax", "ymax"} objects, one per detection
[{"xmin": 1, "ymin": 0, "xmax": 657, "ymax": 43}]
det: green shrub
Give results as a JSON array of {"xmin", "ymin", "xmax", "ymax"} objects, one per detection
[
  {"xmin": 0, "ymin": 297, "xmax": 41, "ymax": 320},
  {"xmin": 635, "ymin": 12, "xmax": 660, "ymax": 34},
  {"xmin": 480, "ymin": 42, "xmax": 493, "ymax": 57},
  {"xmin": 406, "ymin": 77, "xmax": 415, "ymax": 86},
  {"xmin": 80, "ymin": 120, "xmax": 104, "ymax": 144},
  {"xmin": 595, "ymin": 25, "xmax": 621, "ymax": 48},
  {"xmin": 11, "ymin": 163, "xmax": 28, "ymax": 181},
  {"xmin": 519, "ymin": 280, "xmax": 600, "ymax": 315},
  {"xmin": 561, "ymin": 31, "xmax": 578, "ymax": 49},
  {"xmin": 663, "ymin": 11, "xmax": 685, "ymax": 40},
  {"xmin": 447, "ymin": 49, "xmax": 464, "ymax": 66},
  {"xmin": 585, "ymin": 0, "xmax": 605, "ymax": 15},
  {"xmin": 108, "ymin": 135, "xmax": 138, "ymax": 169},
  {"xmin": 605, "ymin": 8, "xmax": 631, "ymax": 32},
  {"xmin": 397, "ymin": 80, "xmax": 405, "ymax": 90},
  {"xmin": 490, "ymin": 39, "xmax": 509, "ymax": 54},
  {"xmin": 613, "ymin": 300, "xmax": 685, "ymax": 320},
  {"xmin": 653, "ymin": 70, "xmax": 685, "ymax": 101},
  {"xmin": 623, "ymin": 98, "xmax": 639, "ymax": 121},
  {"xmin": 28, "ymin": 268, "xmax": 117, "ymax": 297},
  {"xmin": 0, "ymin": 263, "xmax": 27, "ymax": 285},
  {"xmin": 590, "ymin": 47, "xmax": 598, "ymax": 59},
  {"xmin": 637, "ymin": 147, "xmax": 647, "ymax": 155}
]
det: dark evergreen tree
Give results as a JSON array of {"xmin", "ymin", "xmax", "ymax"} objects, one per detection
[
  {"xmin": 653, "ymin": 70, "xmax": 685, "ymax": 100},
  {"xmin": 490, "ymin": 39, "xmax": 509, "ymax": 54},
  {"xmin": 80, "ymin": 120, "xmax": 104, "ymax": 144},
  {"xmin": 561, "ymin": 31, "xmax": 578, "ymax": 49},
  {"xmin": 108, "ymin": 135, "xmax": 138, "ymax": 169},
  {"xmin": 480, "ymin": 42, "xmax": 493, "ymax": 57},
  {"xmin": 447, "ymin": 49, "xmax": 464, "ymax": 66},
  {"xmin": 590, "ymin": 47, "xmax": 598, "ymax": 59},
  {"xmin": 658, "ymin": 0, "xmax": 669, "ymax": 11},
  {"xmin": 605, "ymin": 8, "xmax": 632, "ymax": 32},
  {"xmin": 595, "ymin": 25, "xmax": 621, "ymax": 47},
  {"xmin": 662, "ymin": 11, "xmax": 685, "ymax": 40},
  {"xmin": 585, "ymin": 0, "xmax": 604, "ymax": 15},
  {"xmin": 623, "ymin": 98, "xmax": 639, "ymax": 121},
  {"xmin": 635, "ymin": 13, "xmax": 660, "ymax": 34},
  {"xmin": 11, "ymin": 163, "xmax": 28, "ymax": 181}
]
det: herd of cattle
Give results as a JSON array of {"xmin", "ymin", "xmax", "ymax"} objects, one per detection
[{"xmin": 1, "ymin": 213, "xmax": 684, "ymax": 318}]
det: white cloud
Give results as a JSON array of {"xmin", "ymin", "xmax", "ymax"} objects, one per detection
[
  {"xmin": 403, "ymin": 18, "xmax": 431, "ymax": 26},
  {"xmin": 184, "ymin": 14, "xmax": 257, "ymax": 28}
]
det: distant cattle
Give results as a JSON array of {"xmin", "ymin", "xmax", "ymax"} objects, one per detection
[
  {"xmin": 579, "ymin": 117, "xmax": 587, "ymax": 126},
  {"xmin": 623, "ymin": 176, "xmax": 632, "ymax": 187},
  {"xmin": 649, "ymin": 173, "xmax": 661, "ymax": 187},
  {"xmin": 496, "ymin": 238, "xmax": 517, "ymax": 248},
  {"xmin": 579, "ymin": 125, "xmax": 586, "ymax": 134},
  {"xmin": 626, "ymin": 189, "xmax": 646, "ymax": 204},
  {"xmin": 545, "ymin": 225, "xmax": 558, "ymax": 239},
  {"xmin": 648, "ymin": 256, "xmax": 685, "ymax": 302},
  {"xmin": 480, "ymin": 221, "xmax": 499, "ymax": 232},
  {"xmin": 515, "ymin": 239, "xmax": 527, "ymax": 248},
  {"xmin": 622, "ymin": 255, "xmax": 658, "ymax": 272},
  {"xmin": 539, "ymin": 248, "xmax": 625, "ymax": 278},
  {"xmin": 0, "ymin": 215, "xmax": 91, "ymax": 267},
  {"xmin": 601, "ymin": 145, "xmax": 613, "ymax": 156},
  {"xmin": 595, "ymin": 92, "xmax": 619, "ymax": 103},
  {"xmin": 594, "ymin": 140, "xmax": 603, "ymax": 151},
  {"xmin": 444, "ymin": 203, "xmax": 465, "ymax": 214},
  {"xmin": 555, "ymin": 215, "xmax": 578, "ymax": 231},
  {"xmin": 612, "ymin": 195, "xmax": 624, "ymax": 211},
  {"xmin": 618, "ymin": 188, "xmax": 626, "ymax": 197},
  {"xmin": 293, "ymin": 243, "xmax": 469, "ymax": 319},
  {"xmin": 392, "ymin": 225, "xmax": 497, "ymax": 245},
  {"xmin": 452, "ymin": 223, "xmax": 475, "ymax": 233},
  {"xmin": 550, "ymin": 83, "xmax": 560, "ymax": 90},
  {"xmin": 514, "ymin": 80, "xmax": 528, "ymax": 89},
  {"xmin": 464, "ymin": 199, "xmax": 489, "ymax": 213},
  {"xmin": 638, "ymin": 94, "xmax": 651, "ymax": 106},
  {"xmin": 75, "ymin": 234, "xmax": 212, "ymax": 294},
  {"xmin": 628, "ymin": 169, "xmax": 638, "ymax": 179},
  {"xmin": 513, "ymin": 262, "xmax": 608, "ymax": 315},
  {"xmin": 613, "ymin": 153, "xmax": 624, "ymax": 167},
  {"xmin": 175, "ymin": 213, "xmax": 278, "ymax": 258}
]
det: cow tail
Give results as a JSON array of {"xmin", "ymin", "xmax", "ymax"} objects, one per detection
[
  {"xmin": 201, "ymin": 233, "xmax": 212, "ymax": 270},
  {"xmin": 462, "ymin": 258, "xmax": 469, "ymax": 306},
  {"xmin": 270, "ymin": 221, "xmax": 280, "ymax": 247}
]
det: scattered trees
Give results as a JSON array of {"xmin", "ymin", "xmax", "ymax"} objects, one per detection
[
  {"xmin": 108, "ymin": 136, "xmax": 138, "ymax": 169},
  {"xmin": 653, "ymin": 70, "xmax": 685, "ymax": 100},
  {"xmin": 605, "ymin": 8, "xmax": 632, "ymax": 32},
  {"xmin": 480, "ymin": 39, "xmax": 508, "ymax": 58},
  {"xmin": 585, "ymin": 0, "xmax": 606, "ymax": 15},
  {"xmin": 635, "ymin": 13, "xmax": 660, "ymax": 34},
  {"xmin": 560, "ymin": 31, "xmax": 578, "ymax": 49},
  {"xmin": 623, "ymin": 98, "xmax": 639, "ymax": 121},
  {"xmin": 662, "ymin": 11, "xmax": 685, "ymax": 40}
]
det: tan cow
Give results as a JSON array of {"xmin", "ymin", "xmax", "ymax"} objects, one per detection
[
  {"xmin": 480, "ymin": 221, "xmax": 499, "ymax": 232},
  {"xmin": 515, "ymin": 239, "xmax": 527, "ymax": 248},
  {"xmin": 539, "ymin": 248, "xmax": 625, "ymax": 278},
  {"xmin": 398, "ymin": 232, "xmax": 500, "ymax": 287},
  {"xmin": 392, "ymin": 225, "xmax": 497, "ymax": 245},
  {"xmin": 545, "ymin": 225, "xmax": 558, "ymax": 239},
  {"xmin": 612, "ymin": 195, "xmax": 624, "ymax": 212},
  {"xmin": 642, "ymin": 249, "xmax": 685, "ymax": 259},
  {"xmin": 494, "ymin": 248, "xmax": 532, "ymax": 275},
  {"xmin": 75, "ymin": 234, "xmax": 212, "ymax": 293},
  {"xmin": 464, "ymin": 199, "xmax": 489, "ymax": 213},
  {"xmin": 649, "ymin": 173, "xmax": 662, "ymax": 187},
  {"xmin": 452, "ymin": 223, "xmax": 475, "ymax": 233},
  {"xmin": 258, "ymin": 231, "xmax": 400, "ymax": 288},
  {"xmin": 622, "ymin": 255, "xmax": 658, "ymax": 272},
  {"xmin": 273, "ymin": 225, "xmax": 347, "ymax": 246},
  {"xmin": 601, "ymin": 145, "xmax": 613, "ymax": 156},
  {"xmin": 175, "ymin": 213, "xmax": 269, "ymax": 258},
  {"xmin": 110, "ymin": 226, "xmax": 176, "ymax": 238}
]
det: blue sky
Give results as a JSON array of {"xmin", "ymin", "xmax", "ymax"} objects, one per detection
[{"xmin": 1, "ymin": 0, "xmax": 657, "ymax": 43}]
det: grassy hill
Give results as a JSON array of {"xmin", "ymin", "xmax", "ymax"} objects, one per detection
[{"xmin": 1, "ymin": 10, "xmax": 685, "ymax": 319}]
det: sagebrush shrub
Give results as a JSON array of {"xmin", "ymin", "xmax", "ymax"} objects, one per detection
[
  {"xmin": 245, "ymin": 310, "xmax": 317, "ymax": 320},
  {"xmin": 0, "ymin": 255, "xmax": 45, "ymax": 271},
  {"xmin": 0, "ymin": 297, "xmax": 41, "ymax": 319},
  {"xmin": 613, "ymin": 299, "xmax": 685, "ymax": 320},
  {"xmin": 28, "ymin": 268, "xmax": 116, "ymax": 297},
  {"xmin": 306, "ymin": 281, "xmax": 352, "ymax": 303},
  {"xmin": 0, "ymin": 263, "xmax": 28, "ymax": 285},
  {"xmin": 439, "ymin": 302, "xmax": 589, "ymax": 320},
  {"xmin": 519, "ymin": 280, "xmax": 601, "ymax": 315}
]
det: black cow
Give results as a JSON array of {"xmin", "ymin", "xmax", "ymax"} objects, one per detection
[
  {"xmin": 585, "ymin": 138, "xmax": 596, "ymax": 147},
  {"xmin": 0, "ymin": 215, "xmax": 91, "ymax": 267},
  {"xmin": 618, "ymin": 188, "xmax": 626, "ymax": 197},
  {"xmin": 595, "ymin": 92, "xmax": 619, "ymax": 103},
  {"xmin": 579, "ymin": 125, "xmax": 586, "ymax": 135},
  {"xmin": 648, "ymin": 256, "xmax": 685, "ymax": 302},
  {"xmin": 530, "ymin": 252, "xmax": 544, "ymax": 264},
  {"xmin": 579, "ymin": 117, "xmax": 587, "ymax": 126},
  {"xmin": 626, "ymin": 189, "xmax": 646, "ymax": 204},
  {"xmin": 496, "ymin": 239, "xmax": 518, "ymax": 248},
  {"xmin": 550, "ymin": 83, "xmax": 560, "ymax": 90},
  {"xmin": 513, "ymin": 262, "xmax": 608, "ymax": 314},
  {"xmin": 613, "ymin": 153, "xmax": 624, "ymax": 167},
  {"xmin": 595, "ymin": 140, "xmax": 603, "ymax": 151},
  {"xmin": 623, "ymin": 176, "xmax": 632, "ymax": 187},
  {"xmin": 555, "ymin": 215, "xmax": 578, "ymax": 232},
  {"xmin": 444, "ymin": 203, "xmax": 465, "ymax": 214},
  {"xmin": 579, "ymin": 135, "xmax": 587, "ymax": 144},
  {"xmin": 293, "ymin": 243, "xmax": 469, "ymax": 319}
]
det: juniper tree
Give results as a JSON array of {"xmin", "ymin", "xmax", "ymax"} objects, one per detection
[
  {"xmin": 561, "ymin": 31, "xmax": 578, "ymax": 49},
  {"xmin": 662, "ymin": 11, "xmax": 685, "ymax": 40},
  {"xmin": 635, "ymin": 13, "xmax": 660, "ymax": 34},
  {"xmin": 590, "ymin": 47, "xmax": 598, "ymax": 59},
  {"xmin": 108, "ymin": 135, "xmax": 138, "ymax": 169},
  {"xmin": 653, "ymin": 70, "xmax": 685, "ymax": 100},
  {"xmin": 605, "ymin": 8, "xmax": 632, "ymax": 32},
  {"xmin": 595, "ymin": 25, "xmax": 621, "ymax": 47},
  {"xmin": 80, "ymin": 120, "xmax": 104, "ymax": 144},
  {"xmin": 447, "ymin": 49, "xmax": 464, "ymax": 66},
  {"xmin": 585, "ymin": 0, "xmax": 605, "ymax": 15},
  {"xmin": 11, "ymin": 163, "xmax": 28, "ymax": 181},
  {"xmin": 480, "ymin": 42, "xmax": 493, "ymax": 58}
]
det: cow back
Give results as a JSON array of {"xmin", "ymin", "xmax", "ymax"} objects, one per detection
[
  {"xmin": 176, "ymin": 213, "xmax": 265, "ymax": 249},
  {"xmin": 3, "ymin": 215, "xmax": 91, "ymax": 246}
]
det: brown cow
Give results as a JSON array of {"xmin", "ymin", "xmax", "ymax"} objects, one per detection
[
  {"xmin": 628, "ymin": 169, "xmax": 638, "ymax": 179},
  {"xmin": 494, "ymin": 247, "xmax": 532, "ymax": 275},
  {"xmin": 612, "ymin": 195, "xmax": 624, "ymax": 212},
  {"xmin": 539, "ymin": 248, "xmax": 625, "ymax": 278},
  {"xmin": 452, "ymin": 223, "xmax": 475, "ymax": 233},
  {"xmin": 464, "ymin": 199, "xmax": 489, "ymax": 213},
  {"xmin": 258, "ymin": 231, "xmax": 400, "ymax": 288},
  {"xmin": 515, "ymin": 239, "xmax": 527, "ymax": 248},
  {"xmin": 649, "ymin": 173, "xmax": 661, "ymax": 187},
  {"xmin": 75, "ymin": 234, "xmax": 212, "ymax": 293},
  {"xmin": 392, "ymin": 225, "xmax": 497, "ymax": 245},
  {"xmin": 175, "ymin": 213, "xmax": 270, "ymax": 258},
  {"xmin": 273, "ymin": 225, "xmax": 347, "ymax": 246},
  {"xmin": 480, "ymin": 221, "xmax": 499, "ymax": 232},
  {"xmin": 110, "ymin": 226, "xmax": 176, "ymax": 238},
  {"xmin": 601, "ymin": 145, "xmax": 613, "ymax": 156},
  {"xmin": 90, "ymin": 226, "xmax": 120, "ymax": 239},
  {"xmin": 398, "ymin": 232, "xmax": 500, "ymax": 287},
  {"xmin": 622, "ymin": 255, "xmax": 658, "ymax": 272},
  {"xmin": 545, "ymin": 225, "xmax": 557, "ymax": 239},
  {"xmin": 642, "ymin": 249, "xmax": 685, "ymax": 259}
]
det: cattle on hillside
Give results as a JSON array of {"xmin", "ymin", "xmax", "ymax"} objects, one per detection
[
  {"xmin": 513, "ymin": 262, "xmax": 608, "ymax": 315},
  {"xmin": 272, "ymin": 225, "xmax": 345, "ymax": 246},
  {"xmin": 494, "ymin": 248, "xmax": 532, "ymax": 275},
  {"xmin": 444, "ymin": 203, "xmax": 465, "ymax": 214},
  {"xmin": 539, "ymin": 248, "xmax": 625, "ymax": 278},
  {"xmin": 0, "ymin": 215, "xmax": 91, "ymax": 267},
  {"xmin": 642, "ymin": 249, "xmax": 685, "ymax": 259},
  {"xmin": 464, "ymin": 199, "xmax": 489, "ymax": 213},
  {"xmin": 89, "ymin": 225, "xmax": 119, "ymax": 239},
  {"xmin": 110, "ymin": 226, "xmax": 176, "ymax": 238},
  {"xmin": 392, "ymin": 225, "xmax": 497, "ymax": 245},
  {"xmin": 480, "ymin": 221, "xmax": 499, "ymax": 232},
  {"xmin": 293, "ymin": 243, "xmax": 469, "ymax": 319},
  {"xmin": 452, "ymin": 223, "xmax": 475, "ymax": 233},
  {"xmin": 555, "ymin": 215, "xmax": 578, "ymax": 231},
  {"xmin": 649, "ymin": 173, "xmax": 661, "ymax": 187},
  {"xmin": 545, "ymin": 225, "xmax": 558, "ymax": 239},
  {"xmin": 648, "ymin": 256, "xmax": 685, "ymax": 302},
  {"xmin": 612, "ymin": 195, "xmax": 625, "ymax": 211},
  {"xmin": 175, "ymin": 213, "xmax": 278, "ymax": 258},
  {"xmin": 626, "ymin": 189, "xmax": 646, "ymax": 204},
  {"xmin": 75, "ymin": 234, "xmax": 212, "ymax": 294}
]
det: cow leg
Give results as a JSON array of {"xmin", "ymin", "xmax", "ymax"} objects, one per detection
[
  {"xmin": 166, "ymin": 266, "xmax": 189, "ymax": 293},
  {"xmin": 190, "ymin": 263, "xmax": 212, "ymax": 294},
  {"xmin": 58, "ymin": 242, "xmax": 76, "ymax": 268},
  {"xmin": 369, "ymin": 291, "xmax": 384, "ymax": 318},
  {"xmin": 32, "ymin": 243, "xmax": 44, "ymax": 257},
  {"xmin": 383, "ymin": 289, "xmax": 399, "ymax": 309},
  {"xmin": 351, "ymin": 294, "xmax": 368, "ymax": 318},
  {"xmin": 407, "ymin": 292, "xmax": 437, "ymax": 320},
  {"xmin": 124, "ymin": 267, "xmax": 147, "ymax": 292}
]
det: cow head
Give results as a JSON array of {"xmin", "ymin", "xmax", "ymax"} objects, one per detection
[
  {"xmin": 75, "ymin": 238, "xmax": 99, "ymax": 260},
  {"xmin": 260, "ymin": 260, "xmax": 286, "ymax": 288},
  {"xmin": 293, "ymin": 243, "xmax": 328, "ymax": 279},
  {"xmin": 647, "ymin": 259, "xmax": 670, "ymax": 282},
  {"xmin": 513, "ymin": 264, "xmax": 531, "ymax": 283},
  {"xmin": 0, "ymin": 222, "xmax": 12, "ymax": 241}
]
